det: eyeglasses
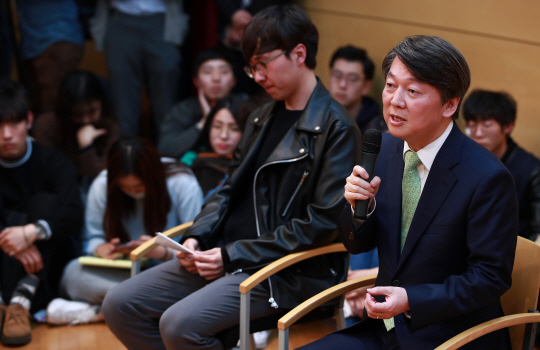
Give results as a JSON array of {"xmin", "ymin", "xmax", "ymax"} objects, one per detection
[
  {"xmin": 244, "ymin": 51, "xmax": 286, "ymax": 79},
  {"xmin": 330, "ymin": 70, "xmax": 363, "ymax": 84}
]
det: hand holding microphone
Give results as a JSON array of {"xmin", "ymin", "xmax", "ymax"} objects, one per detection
[{"xmin": 343, "ymin": 129, "xmax": 382, "ymax": 220}]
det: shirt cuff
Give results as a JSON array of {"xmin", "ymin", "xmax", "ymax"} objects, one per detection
[
  {"xmin": 37, "ymin": 219, "xmax": 52, "ymax": 240},
  {"xmin": 350, "ymin": 198, "xmax": 376, "ymax": 228}
]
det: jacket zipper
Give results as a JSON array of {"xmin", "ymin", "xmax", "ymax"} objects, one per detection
[
  {"xmin": 282, "ymin": 171, "xmax": 309, "ymax": 216},
  {"xmin": 253, "ymin": 153, "xmax": 309, "ymax": 309}
]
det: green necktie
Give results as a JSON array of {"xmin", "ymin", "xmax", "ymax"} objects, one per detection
[{"xmin": 384, "ymin": 150, "xmax": 422, "ymax": 331}]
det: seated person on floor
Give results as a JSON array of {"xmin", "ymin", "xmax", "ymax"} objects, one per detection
[
  {"xmin": 101, "ymin": 5, "xmax": 361, "ymax": 349},
  {"xmin": 33, "ymin": 70, "xmax": 120, "ymax": 195},
  {"xmin": 463, "ymin": 89, "xmax": 540, "ymax": 241},
  {"xmin": 47, "ymin": 137, "xmax": 204, "ymax": 326},
  {"xmin": 329, "ymin": 45, "xmax": 387, "ymax": 134},
  {"xmin": 158, "ymin": 48, "xmax": 247, "ymax": 160},
  {"xmin": 0, "ymin": 81, "xmax": 83, "ymax": 346}
]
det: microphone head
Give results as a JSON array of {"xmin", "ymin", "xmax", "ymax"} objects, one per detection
[{"xmin": 362, "ymin": 129, "xmax": 382, "ymax": 154}]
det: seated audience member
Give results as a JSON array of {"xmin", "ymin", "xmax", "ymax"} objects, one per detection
[
  {"xmin": 47, "ymin": 137, "xmax": 204, "ymax": 326},
  {"xmin": 158, "ymin": 48, "xmax": 246, "ymax": 160},
  {"xmin": 187, "ymin": 96, "xmax": 247, "ymax": 197},
  {"xmin": 101, "ymin": 5, "xmax": 361, "ymax": 349},
  {"xmin": 329, "ymin": 45, "xmax": 387, "ymax": 134},
  {"xmin": 463, "ymin": 89, "xmax": 540, "ymax": 241},
  {"xmin": 0, "ymin": 81, "xmax": 83, "ymax": 346},
  {"xmin": 33, "ymin": 70, "xmax": 120, "ymax": 194},
  {"xmin": 344, "ymin": 248, "xmax": 379, "ymax": 327},
  {"xmin": 301, "ymin": 35, "xmax": 517, "ymax": 350}
]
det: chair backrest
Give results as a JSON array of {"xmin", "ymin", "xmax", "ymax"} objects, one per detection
[{"xmin": 501, "ymin": 236, "xmax": 540, "ymax": 349}]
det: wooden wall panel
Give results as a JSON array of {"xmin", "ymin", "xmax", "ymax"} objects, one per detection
[{"xmin": 300, "ymin": 1, "xmax": 540, "ymax": 157}]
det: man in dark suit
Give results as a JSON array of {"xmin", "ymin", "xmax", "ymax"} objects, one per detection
[{"xmin": 300, "ymin": 36, "xmax": 518, "ymax": 350}]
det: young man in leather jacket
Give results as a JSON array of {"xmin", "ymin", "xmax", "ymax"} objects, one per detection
[{"xmin": 102, "ymin": 5, "xmax": 362, "ymax": 349}]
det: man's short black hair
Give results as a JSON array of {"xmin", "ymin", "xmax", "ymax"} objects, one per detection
[
  {"xmin": 382, "ymin": 35, "xmax": 470, "ymax": 119},
  {"xmin": 192, "ymin": 48, "xmax": 234, "ymax": 77},
  {"xmin": 463, "ymin": 89, "xmax": 517, "ymax": 127},
  {"xmin": 241, "ymin": 4, "xmax": 319, "ymax": 69},
  {"xmin": 330, "ymin": 45, "xmax": 375, "ymax": 80},
  {"xmin": 0, "ymin": 80, "xmax": 30, "ymax": 123}
]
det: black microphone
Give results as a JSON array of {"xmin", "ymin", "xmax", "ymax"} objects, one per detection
[{"xmin": 354, "ymin": 129, "xmax": 382, "ymax": 220}]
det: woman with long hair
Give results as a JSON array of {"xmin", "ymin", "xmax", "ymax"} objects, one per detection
[
  {"xmin": 188, "ymin": 94, "xmax": 269, "ymax": 198},
  {"xmin": 46, "ymin": 137, "xmax": 204, "ymax": 325},
  {"xmin": 33, "ymin": 70, "xmax": 120, "ymax": 188}
]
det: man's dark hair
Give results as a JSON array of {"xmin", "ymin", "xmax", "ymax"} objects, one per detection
[
  {"xmin": 241, "ymin": 5, "xmax": 319, "ymax": 69},
  {"xmin": 0, "ymin": 80, "xmax": 30, "ymax": 123},
  {"xmin": 330, "ymin": 45, "xmax": 375, "ymax": 80},
  {"xmin": 382, "ymin": 35, "xmax": 471, "ymax": 119},
  {"xmin": 192, "ymin": 48, "xmax": 234, "ymax": 77},
  {"xmin": 463, "ymin": 89, "xmax": 517, "ymax": 127}
]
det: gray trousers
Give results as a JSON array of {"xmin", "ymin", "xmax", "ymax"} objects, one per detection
[
  {"xmin": 105, "ymin": 11, "xmax": 181, "ymax": 136},
  {"xmin": 60, "ymin": 259, "xmax": 130, "ymax": 305},
  {"xmin": 102, "ymin": 259, "xmax": 284, "ymax": 350}
]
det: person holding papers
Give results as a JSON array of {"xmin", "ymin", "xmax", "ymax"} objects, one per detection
[
  {"xmin": 102, "ymin": 5, "xmax": 361, "ymax": 350},
  {"xmin": 46, "ymin": 137, "xmax": 203, "ymax": 326}
]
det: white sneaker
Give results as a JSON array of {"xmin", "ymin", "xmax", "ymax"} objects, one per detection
[
  {"xmin": 253, "ymin": 330, "xmax": 271, "ymax": 349},
  {"xmin": 46, "ymin": 298, "xmax": 99, "ymax": 326}
]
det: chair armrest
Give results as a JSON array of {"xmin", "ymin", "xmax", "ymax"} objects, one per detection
[
  {"xmin": 434, "ymin": 313, "xmax": 540, "ymax": 350},
  {"xmin": 130, "ymin": 221, "xmax": 193, "ymax": 261},
  {"xmin": 277, "ymin": 274, "xmax": 377, "ymax": 331},
  {"xmin": 239, "ymin": 243, "xmax": 347, "ymax": 294}
]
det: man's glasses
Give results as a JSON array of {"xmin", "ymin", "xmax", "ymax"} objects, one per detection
[
  {"xmin": 244, "ymin": 51, "xmax": 286, "ymax": 79},
  {"xmin": 330, "ymin": 70, "xmax": 363, "ymax": 84}
]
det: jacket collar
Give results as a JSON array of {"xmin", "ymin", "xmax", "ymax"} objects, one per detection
[{"xmin": 250, "ymin": 77, "xmax": 330, "ymax": 135}]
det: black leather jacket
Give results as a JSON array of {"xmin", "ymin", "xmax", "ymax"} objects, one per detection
[{"xmin": 181, "ymin": 80, "xmax": 362, "ymax": 309}]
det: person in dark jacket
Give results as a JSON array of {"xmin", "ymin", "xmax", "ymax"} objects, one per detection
[
  {"xmin": 102, "ymin": 5, "xmax": 362, "ymax": 350},
  {"xmin": 329, "ymin": 45, "xmax": 387, "ymax": 134},
  {"xmin": 301, "ymin": 35, "xmax": 517, "ymax": 350},
  {"xmin": 0, "ymin": 81, "xmax": 83, "ymax": 346},
  {"xmin": 463, "ymin": 89, "xmax": 540, "ymax": 241}
]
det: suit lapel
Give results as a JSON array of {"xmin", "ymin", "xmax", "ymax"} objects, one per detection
[{"xmin": 396, "ymin": 124, "xmax": 463, "ymax": 272}]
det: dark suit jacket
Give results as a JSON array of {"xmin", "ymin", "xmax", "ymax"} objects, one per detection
[{"xmin": 339, "ymin": 123, "xmax": 518, "ymax": 350}]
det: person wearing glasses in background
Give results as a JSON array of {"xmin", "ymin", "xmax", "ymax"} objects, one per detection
[
  {"xmin": 329, "ymin": 45, "xmax": 387, "ymax": 134},
  {"xmin": 102, "ymin": 5, "xmax": 361, "ymax": 350}
]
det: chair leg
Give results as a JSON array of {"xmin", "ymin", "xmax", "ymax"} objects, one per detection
[
  {"xmin": 523, "ymin": 309, "xmax": 539, "ymax": 350},
  {"xmin": 278, "ymin": 328, "xmax": 289, "ymax": 350},
  {"xmin": 131, "ymin": 260, "xmax": 141, "ymax": 277},
  {"xmin": 240, "ymin": 292, "xmax": 251, "ymax": 350}
]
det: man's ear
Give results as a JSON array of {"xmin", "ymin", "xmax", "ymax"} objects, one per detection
[
  {"xmin": 26, "ymin": 112, "xmax": 34, "ymax": 129},
  {"xmin": 292, "ymin": 44, "xmax": 307, "ymax": 66},
  {"xmin": 442, "ymin": 97, "xmax": 460, "ymax": 118},
  {"xmin": 503, "ymin": 122, "xmax": 514, "ymax": 135},
  {"xmin": 193, "ymin": 77, "xmax": 200, "ymax": 90}
]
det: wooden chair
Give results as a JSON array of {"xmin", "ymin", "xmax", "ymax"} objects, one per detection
[
  {"xmin": 130, "ymin": 223, "xmax": 348, "ymax": 350},
  {"xmin": 277, "ymin": 236, "xmax": 540, "ymax": 350},
  {"xmin": 236, "ymin": 242, "xmax": 349, "ymax": 350},
  {"xmin": 435, "ymin": 236, "xmax": 540, "ymax": 350},
  {"xmin": 129, "ymin": 221, "xmax": 193, "ymax": 277}
]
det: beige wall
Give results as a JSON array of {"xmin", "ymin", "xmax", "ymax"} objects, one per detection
[{"xmin": 300, "ymin": 0, "xmax": 540, "ymax": 157}]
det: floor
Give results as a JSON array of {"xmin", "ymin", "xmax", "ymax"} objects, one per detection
[{"xmin": 0, "ymin": 317, "xmax": 335, "ymax": 350}]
